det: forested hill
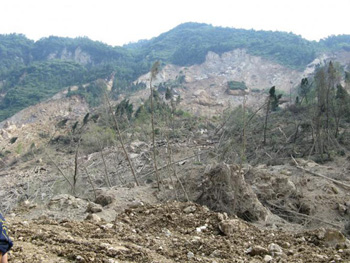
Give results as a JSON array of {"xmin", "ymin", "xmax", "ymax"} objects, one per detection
[
  {"xmin": 125, "ymin": 22, "xmax": 318, "ymax": 69},
  {"xmin": 1, "ymin": 22, "xmax": 350, "ymax": 121}
]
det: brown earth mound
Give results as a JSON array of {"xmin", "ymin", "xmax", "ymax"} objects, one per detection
[{"xmin": 7, "ymin": 202, "xmax": 350, "ymax": 262}]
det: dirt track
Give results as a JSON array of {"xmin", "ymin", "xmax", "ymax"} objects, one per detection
[{"xmin": 7, "ymin": 202, "xmax": 349, "ymax": 263}]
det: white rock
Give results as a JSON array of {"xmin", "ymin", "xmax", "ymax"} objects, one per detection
[
  {"xmin": 21, "ymin": 221, "xmax": 29, "ymax": 227},
  {"xmin": 264, "ymin": 255, "xmax": 273, "ymax": 262},
  {"xmin": 196, "ymin": 224, "xmax": 208, "ymax": 233},
  {"xmin": 187, "ymin": 251, "xmax": 195, "ymax": 259},
  {"xmin": 76, "ymin": 255, "xmax": 84, "ymax": 262},
  {"xmin": 101, "ymin": 223, "xmax": 114, "ymax": 229},
  {"xmin": 268, "ymin": 243, "xmax": 283, "ymax": 256}
]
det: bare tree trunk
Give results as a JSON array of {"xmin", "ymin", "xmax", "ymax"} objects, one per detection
[
  {"xmin": 83, "ymin": 165, "xmax": 97, "ymax": 200},
  {"xmin": 165, "ymin": 133, "xmax": 179, "ymax": 201},
  {"xmin": 150, "ymin": 61, "xmax": 162, "ymax": 190},
  {"xmin": 73, "ymin": 136, "xmax": 83, "ymax": 195},
  {"xmin": 99, "ymin": 142, "xmax": 112, "ymax": 187},
  {"xmin": 47, "ymin": 153, "xmax": 74, "ymax": 191},
  {"xmin": 105, "ymin": 93, "xmax": 140, "ymax": 186},
  {"xmin": 240, "ymin": 95, "xmax": 247, "ymax": 167},
  {"xmin": 263, "ymin": 97, "xmax": 270, "ymax": 145}
]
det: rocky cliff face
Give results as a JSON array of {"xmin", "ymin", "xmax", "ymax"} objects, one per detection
[{"xmin": 47, "ymin": 47, "xmax": 92, "ymax": 65}]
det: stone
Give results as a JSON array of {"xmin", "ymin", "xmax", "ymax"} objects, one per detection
[
  {"xmin": 264, "ymin": 255, "xmax": 273, "ymax": 262},
  {"xmin": 95, "ymin": 193, "xmax": 114, "ymax": 207},
  {"xmin": 337, "ymin": 203, "xmax": 347, "ymax": 216},
  {"xmin": 86, "ymin": 202, "xmax": 103, "ymax": 213},
  {"xmin": 21, "ymin": 221, "xmax": 29, "ymax": 227},
  {"xmin": 187, "ymin": 251, "xmax": 195, "ymax": 259},
  {"xmin": 196, "ymin": 164, "xmax": 268, "ymax": 221},
  {"xmin": 245, "ymin": 245, "xmax": 269, "ymax": 256},
  {"xmin": 323, "ymin": 229, "xmax": 347, "ymax": 247},
  {"xmin": 219, "ymin": 219, "xmax": 249, "ymax": 236},
  {"xmin": 183, "ymin": 205, "xmax": 197, "ymax": 214},
  {"xmin": 268, "ymin": 243, "xmax": 283, "ymax": 256},
  {"xmin": 101, "ymin": 223, "xmax": 114, "ymax": 230},
  {"xmin": 306, "ymin": 161, "xmax": 317, "ymax": 168},
  {"xmin": 85, "ymin": 213, "xmax": 101, "ymax": 223},
  {"xmin": 128, "ymin": 201, "xmax": 144, "ymax": 208},
  {"xmin": 217, "ymin": 212, "xmax": 228, "ymax": 222},
  {"xmin": 76, "ymin": 255, "xmax": 84, "ymax": 262},
  {"xmin": 196, "ymin": 224, "xmax": 208, "ymax": 233},
  {"xmin": 162, "ymin": 228, "xmax": 172, "ymax": 237}
]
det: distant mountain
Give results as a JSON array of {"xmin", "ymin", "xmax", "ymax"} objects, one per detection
[
  {"xmin": 125, "ymin": 22, "xmax": 318, "ymax": 69},
  {"xmin": 1, "ymin": 22, "xmax": 350, "ymax": 121}
]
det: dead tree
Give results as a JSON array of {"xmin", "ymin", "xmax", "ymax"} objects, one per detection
[
  {"xmin": 105, "ymin": 93, "xmax": 140, "ymax": 186},
  {"xmin": 150, "ymin": 61, "xmax": 162, "ymax": 190}
]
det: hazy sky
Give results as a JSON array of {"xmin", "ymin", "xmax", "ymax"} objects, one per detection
[{"xmin": 1, "ymin": 0, "xmax": 349, "ymax": 46}]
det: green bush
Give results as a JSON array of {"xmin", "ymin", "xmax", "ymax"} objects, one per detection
[{"xmin": 227, "ymin": 81, "xmax": 247, "ymax": 91}]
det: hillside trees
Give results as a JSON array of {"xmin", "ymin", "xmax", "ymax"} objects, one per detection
[
  {"xmin": 263, "ymin": 86, "xmax": 282, "ymax": 144},
  {"xmin": 333, "ymin": 84, "xmax": 350, "ymax": 137},
  {"xmin": 311, "ymin": 61, "xmax": 350, "ymax": 160},
  {"xmin": 298, "ymin": 78, "xmax": 313, "ymax": 104},
  {"xmin": 127, "ymin": 22, "xmax": 318, "ymax": 70}
]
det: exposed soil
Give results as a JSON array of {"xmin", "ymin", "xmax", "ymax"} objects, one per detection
[
  {"xmin": 7, "ymin": 202, "xmax": 350, "ymax": 263},
  {"xmin": 2, "ymin": 59, "xmax": 350, "ymax": 263}
]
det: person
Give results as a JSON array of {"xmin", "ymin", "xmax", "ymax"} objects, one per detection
[{"xmin": 0, "ymin": 213, "xmax": 13, "ymax": 263}]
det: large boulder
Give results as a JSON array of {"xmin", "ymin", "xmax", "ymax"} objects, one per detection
[{"xmin": 196, "ymin": 164, "xmax": 269, "ymax": 222}]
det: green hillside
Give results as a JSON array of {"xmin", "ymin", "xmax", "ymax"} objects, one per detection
[
  {"xmin": 1, "ymin": 22, "xmax": 350, "ymax": 121},
  {"xmin": 125, "ymin": 22, "xmax": 318, "ymax": 69}
]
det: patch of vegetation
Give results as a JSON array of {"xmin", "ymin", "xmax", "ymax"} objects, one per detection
[
  {"xmin": 67, "ymin": 80, "xmax": 107, "ymax": 107},
  {"xmin": 9, "ymin": 137, "xmax": 18, "ymax": 144},
  {"xmin": 227, "ymin": 81, "xmax": 247, "ymax": 91}
]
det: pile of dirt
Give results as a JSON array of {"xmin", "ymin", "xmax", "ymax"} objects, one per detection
[
  {"xmin": 196, "ymin": 164, "xmax": 269, "ymax": 222},
  {"xmin": 7, "ymin": 201, "xmax": 350, "ymax": 262}
]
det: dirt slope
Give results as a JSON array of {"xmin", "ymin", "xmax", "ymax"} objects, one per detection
[{"xmin": 7, "ymin": 202, "xmax": 349, "ymax": 263}]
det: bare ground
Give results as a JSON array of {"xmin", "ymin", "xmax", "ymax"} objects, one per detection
[{"xmin": 7, "ymin": 202, "xmax": 350, "ymax": 263}]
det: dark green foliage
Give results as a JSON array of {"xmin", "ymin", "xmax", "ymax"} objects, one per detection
[
  {"xmin": 0, "ymin": 34, "xmax": 33, "ymax": 77},
  {"xmin": 83, "ymin": 113, "xmax": 90, "ymax": 125},
  {"xmin": 57, "ymin": 118, "xmax": 69, "ymax": 128},
  {"xmin": 67, "ymin": 80, "xmax": 106, "ymax": 107},
  {"xmin": 345, "ymin": 71, "xmax": 350, "ymax": 85},
  {"xmin": 112, "ymin": 80, "xmax": 146, "ymax": 97},
  {"xmin": 319, "ymin": 35, "xmax": 350, "ymax": 51},
  {"xmin": 9, "ymin": 137, "xmax": 18, "ymax": 144},
  {"xmin": 135, "ymin": 91, "xmax": 172, "ymax": 123},
  {"xmin": 227, "ymin": 81, "xmax": 247, "ymax": 91},
  {"xmin": 126, "ymin": 22, "xmax": 318, "ymax": 69},
  {"xmin": 268, "ymin": 86, "xmax": 282, "ymax": 111},
  {"xmin": 115, "ymin": 99, "xmax": 133, "ymax": 121},
  {"xmin": 72, "ymin": 121, "xmax": 79, "ymax": 133},
  {"xmin": 335, "ymin": 84, "xmax": 350, "ymax": 123},
  {"xmin": 336, "ymin": 84, "xmax": 348, "ymax": 100},
  {"xmin": 0, "ymin": 60, "xmax": 91, "ymax": 120},
  {"xmin": 165, "ymin": 87, "xmax": 172, "ymax": 100},
  {"xmin": 298, "ymin": 78, "xmax": 313, "ymax": 103}
]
